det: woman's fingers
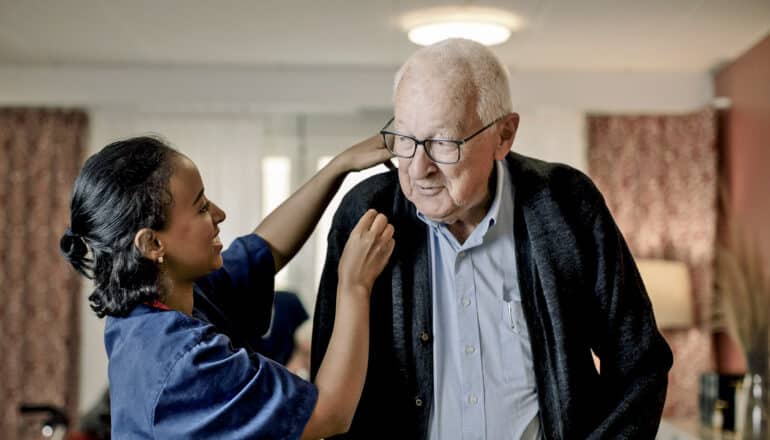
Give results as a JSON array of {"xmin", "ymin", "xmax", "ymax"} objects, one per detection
[
  {"xmin": 343, "ymin": 134, "xmax": 394, "ymax": 172},
  {"xmin": 380, "ymin": 233, "xmax": 395, "ymax": 259},
  {"xmin": 338, "ymin": 209, "xmax": 396, "ymax": 292},
  {"xmin": 380, "ymin": 223, "xmax": 394, "ymax": 241},
  {"xmin": 352, "ymin": 209, "xmax": 378, "ymax": 234},
  {"xmin": 368, "ymin": 212, "xmax": 389, "ymax": 235}
]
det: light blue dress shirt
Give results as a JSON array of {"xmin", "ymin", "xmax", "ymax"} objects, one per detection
[{"xmin": 422, "ymin": 161, "xmax": 541, "ymax": 440}]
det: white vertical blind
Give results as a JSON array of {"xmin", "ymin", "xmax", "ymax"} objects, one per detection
[
  {"xmin": 262, "ymin": 156, "xmax": 292, "ymax": 289},
  {"xmin": 89, "ymin": 111, "xmax": 266, "ymax": 247}
]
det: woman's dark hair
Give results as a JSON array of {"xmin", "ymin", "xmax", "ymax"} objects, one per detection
[{"xmin": 60, "ymin": 136, "xmax": 179, "ymax": 317}]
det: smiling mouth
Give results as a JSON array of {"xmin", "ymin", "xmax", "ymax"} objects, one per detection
[{"xmin": 416, "ymin": 184, "xmax": 442, "ymax": 195}]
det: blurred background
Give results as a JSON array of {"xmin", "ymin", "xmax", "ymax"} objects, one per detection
[{"xmin": 1, "ymin": 1, "xmax": 769, "ymax": 438}]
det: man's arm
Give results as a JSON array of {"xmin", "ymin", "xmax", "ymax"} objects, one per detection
[{"xmin": 586, "ymin": 202, "xmax": 673, "ymax": 438}]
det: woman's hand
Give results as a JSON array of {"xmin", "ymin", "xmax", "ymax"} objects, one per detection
[
  {"xmin": 333, "ymin": 135, "xmax": 394, "ymax": 173},
  {"xmin": 300, "ymin": 209, "xmax": 393, "ymax": 439},
  {"xmin": 338, "ymin": 209, "xmax": 395, "ymax": 296}
]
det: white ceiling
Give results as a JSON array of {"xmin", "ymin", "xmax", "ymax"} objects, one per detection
[{"xmin": 1, "ymin": 0, "xmax": 769, "ymax": 73}]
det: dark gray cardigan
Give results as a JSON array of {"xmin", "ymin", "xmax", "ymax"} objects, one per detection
[{"xmin": 311, "ymin": 152, "xmax": 673, "ymax": 439}]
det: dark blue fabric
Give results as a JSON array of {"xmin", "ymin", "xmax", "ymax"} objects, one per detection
[
  {"xmin": 253, "ymin": 291, "xmax": 309, "ymax": 365},
  {"xmin": 192, "ymin": 234, "xmax": 277, "ymax": 350},
  {"xmin": 105, "ymin": 234, "xmax": 318, "ymax": 439}
]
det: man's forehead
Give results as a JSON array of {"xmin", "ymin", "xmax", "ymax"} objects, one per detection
[
  {"xmin": 394, "ymin": 90, "xmax": 477, "ymax": 133},
  {"xmin": 393, "ymin": 114, "xmax": 464, "ymax": 131},
  {"xmin": 396, "ymin": 65, "xmax": 474, "ymax": 104}
]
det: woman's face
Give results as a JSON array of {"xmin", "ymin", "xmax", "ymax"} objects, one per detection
[{"xmin": 156, "ymin": 156, "xmax": 226, "ymax": 283}]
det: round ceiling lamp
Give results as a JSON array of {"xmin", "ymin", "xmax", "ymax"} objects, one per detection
[{"xmin": 402, "ymin": 6, "xmax": 523, "ymax": 47}]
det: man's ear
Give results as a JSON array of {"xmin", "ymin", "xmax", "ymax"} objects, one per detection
[
  {"xmin": 134, "ymin": 228, "xmax": 164, "ymax": 262},
  {"xmin": 494, "ymin": 112, "xmax": 519, "ymax": 160}
]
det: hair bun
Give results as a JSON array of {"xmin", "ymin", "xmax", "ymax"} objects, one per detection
[{"xmin": 60, "ymin": 228, "xmax": 89, "ymax": 261}]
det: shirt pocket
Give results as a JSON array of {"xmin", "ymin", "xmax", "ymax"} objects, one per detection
[{"xmin": 500, "ymin": 297, "xmax": 536, "ymax": 387}]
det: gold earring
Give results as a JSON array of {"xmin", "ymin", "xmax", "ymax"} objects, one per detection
[{"xmin": 158, "ymin": 256, "xmax": 164, "ymax": 264}]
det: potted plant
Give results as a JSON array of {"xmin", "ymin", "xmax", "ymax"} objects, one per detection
[{"xmin": 716, "ymin": 223, "xmax": 770, "ymax": 439}]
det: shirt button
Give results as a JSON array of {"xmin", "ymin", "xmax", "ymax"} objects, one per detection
[
  {"xmin": 462, "ymin": 297, "xmax": 471, "ymax": 307},
  {"xmin": 415, "ymin": 397, "xmax": 423, "ymax": 407},
  {"xmin": 458, "ymin": 251, "xmax": 465, "ymax": 258},
  {"xmin": 420, "ymin": 331, "xmax": 431, "ymax": 343},
  {"xmin": 468, "ymin": 394, "xmax": 478, "ymax": 405},
  {"xmin": 465, "ymin": 345, "xmax": 475, "ymax": 354}
]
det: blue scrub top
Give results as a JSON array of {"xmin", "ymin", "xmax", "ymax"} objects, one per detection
[{"xmin": 105, "ymin": 234, "xmax": 318, "ymax": 439}]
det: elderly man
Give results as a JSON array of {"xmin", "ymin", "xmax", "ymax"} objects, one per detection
[{"xmin": 311, "ymin": 38, "xmax": 672, "ymax": 439}]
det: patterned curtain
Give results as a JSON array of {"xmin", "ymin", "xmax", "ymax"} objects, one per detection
[
  {"xmin": 587, "ymin": 109, "xmax": 718, "ymax": 418},
  {"xmin": 0, "ymin": 109, "xmax": 87, "ymax": 439}
]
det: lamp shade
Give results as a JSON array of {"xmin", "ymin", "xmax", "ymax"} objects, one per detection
[{"xmin": 636, "ymin": 258, "xmax": 694, "ymax": 329}]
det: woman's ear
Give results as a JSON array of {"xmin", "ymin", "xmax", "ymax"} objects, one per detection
[
  {"xmin": 494, "ymin": 112, "xmax": 519, "ymax": 160},
  {"xmin": 134, "ymin": 228, "xmax": 164, "ymax": 262}
]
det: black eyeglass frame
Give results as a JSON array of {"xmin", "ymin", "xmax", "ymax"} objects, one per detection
[{"xmin": 379, "ymin": 115, "xmax": 505, "ymax": 165}]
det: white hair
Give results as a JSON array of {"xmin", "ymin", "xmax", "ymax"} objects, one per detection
[{"xmin": 393, "ymin": 38, "xmax": 512, "ymax": 125}]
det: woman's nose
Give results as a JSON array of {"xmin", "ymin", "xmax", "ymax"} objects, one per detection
[{"xmin": 212, "ymin": 202, "xmax": 226, "ymax": 224}]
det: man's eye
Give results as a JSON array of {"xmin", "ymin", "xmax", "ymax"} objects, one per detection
[
  {"xmin": 200, "ymin": 202, "xmax": 210, "ymax": 213},
  {"xmin": 431, "ymin": 140, "xmax": 455, "ymax": 150}
]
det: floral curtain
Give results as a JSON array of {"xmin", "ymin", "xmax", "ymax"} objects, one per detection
[
  {"xmin": 0, "ymin": 108, "xmax": 87, "ymax": 439},
  {"xmin": 587, "ymin": 108, "xmax": 718, "ymax": 417}
]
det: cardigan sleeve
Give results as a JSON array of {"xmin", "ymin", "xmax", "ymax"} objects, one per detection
[{"xmin": 585, "ymin": 201, "xmax": 674, "ymax": 438}]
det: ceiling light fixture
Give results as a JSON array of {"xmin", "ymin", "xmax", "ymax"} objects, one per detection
[{"xmin": 402, "ymin": 6, "xmax": 522, "ymax": 47}]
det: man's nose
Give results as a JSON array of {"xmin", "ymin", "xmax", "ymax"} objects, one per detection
[{"xmin": 408, "ymin": 144, "xmax": 436, "ymax": 178}]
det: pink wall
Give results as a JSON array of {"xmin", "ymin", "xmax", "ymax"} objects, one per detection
[
  {"xmin": 715, "ymin": 33, "xmax": 770, "ymax": 257},
  {"xmin": 714, "ymin": 33, "xmax": 770, "ymax": 373}
]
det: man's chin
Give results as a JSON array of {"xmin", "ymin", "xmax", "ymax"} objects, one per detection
[
  {"xmin": 415, "ymin": 205, "xmax": 456, "ymax": 224},
  {"xmin": 404, "ymin": 191, "xmax": 456, "ymax": 222}
]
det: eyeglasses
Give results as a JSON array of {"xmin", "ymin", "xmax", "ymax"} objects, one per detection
[{"xmin": 379, "ymin": 116, "xmax": 504, "ymax": 165}]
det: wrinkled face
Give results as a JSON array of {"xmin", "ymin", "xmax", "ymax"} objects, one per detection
[
  {"xmin": 394, "ymin": 69, "xmax": 511, "ymax": 226},
  {"xmin": 157, "ymin": 156, "xmax": 226, "ymax": 283}
]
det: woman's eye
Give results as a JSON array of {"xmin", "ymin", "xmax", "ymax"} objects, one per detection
[{"xmin": 200, "ymin": 202, "xmax": 210, "ymax": 213}]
